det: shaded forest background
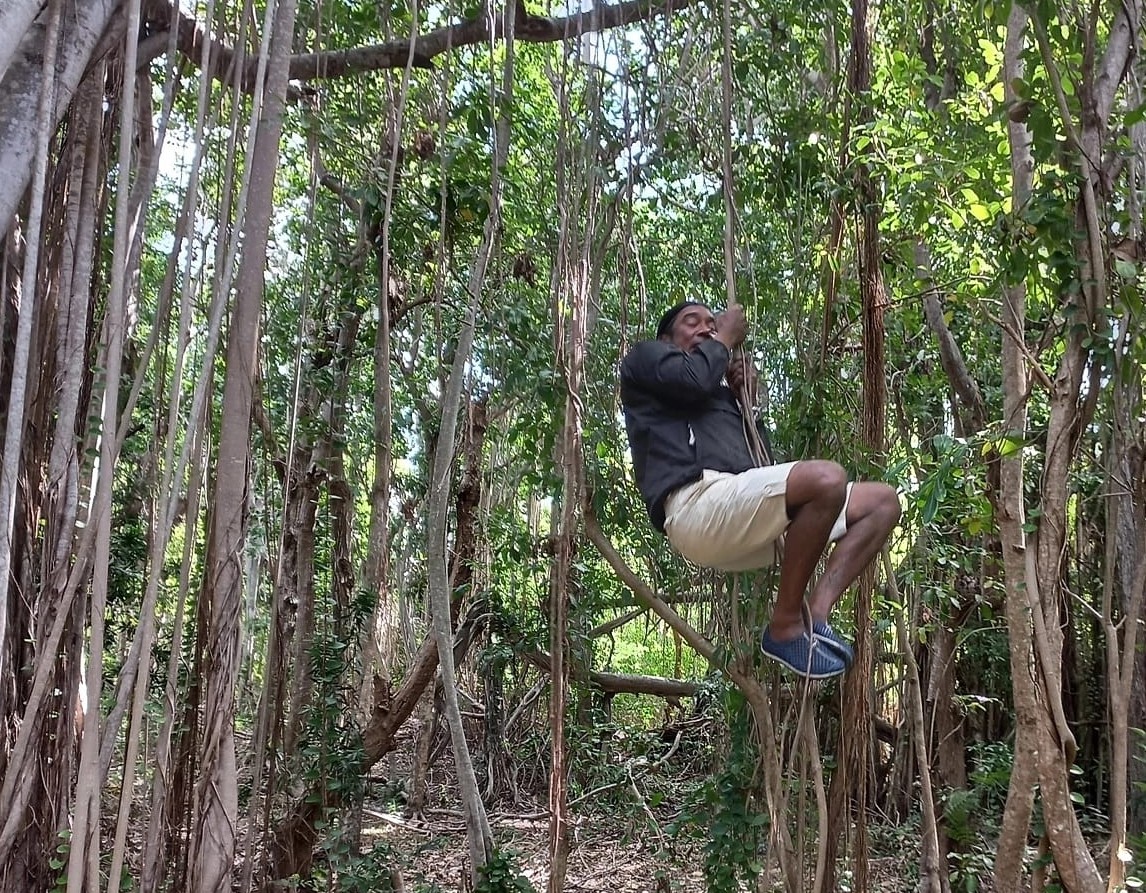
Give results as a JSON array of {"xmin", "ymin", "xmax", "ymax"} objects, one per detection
[{"xmin": 0, "ymin": 0, "xmax": 1144, "ymax": 890}]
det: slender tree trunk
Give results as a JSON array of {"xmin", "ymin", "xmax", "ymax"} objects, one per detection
[
  {"xmin": 281, "ymin": 467, "xmax": 320, "ymax": 758},
  {"xmin": 141, "ymin": 419, "xmax": 209, "ymax": 893},
  {"xmin": 547, "ymin": 242, "xmax": 588, "ymax": 893},
  {"xmin": 888, "ymin": 551, "xmax": 945, "ymax": 893},
  {"xmin": 1108, "ymin": 275, "xmax": 1146, "ymax": 868},
  {"xmin": 424, "ymin": 227, "xmax": 497, "ymax": 883},
  {"xmin": 67, "ymin": 0, "xmax": 142, "ymax": 884},
  {"xmin": 1105, "ymin": 475, "xmax": 1146, "ymax": 890},
  {"xmin": 0, "ymin": 0, "xmax": 62, "ymax": 726},
  {"xmin": 831, "ymin": 0, "xmax": 884, "ymax": 887},
  {"xmin": 409, "ymin": 694, "xmax": 441, "ymax": 818},
  {"xmin": 1020, "ymin": 2, "xmax": 1134, "ymax": 885},
  {"xmin": 188, "ymin": 1, "xmax": 298, "ymax": 889},
  {"xmin": 993, "ymin": 10, "xmax": 1039, "ymax": 890}
]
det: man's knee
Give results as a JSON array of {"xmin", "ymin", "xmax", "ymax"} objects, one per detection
[
  {"xmin": 786, "ymin": 460, "xmax": 848, "ymax": 514},
  {"xmin": 850, "ymin": 481, "xmax": 901, "ymax": 531},
  {"xmin": 792, "ymin": 460, "xmax": 847, "ymax": 497},
  {"xmin": 876, "ymin": 483, "xmax": 902, "ymax": 529}
]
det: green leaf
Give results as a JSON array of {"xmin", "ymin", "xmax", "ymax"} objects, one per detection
[{"xmin": 922, "ymin": 487, "xmax": 940, "ymax": 524}]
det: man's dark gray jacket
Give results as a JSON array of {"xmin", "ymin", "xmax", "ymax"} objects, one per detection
[{"xmin": 620, "ymin": 338, "xmax": 756, "ymax": 532}]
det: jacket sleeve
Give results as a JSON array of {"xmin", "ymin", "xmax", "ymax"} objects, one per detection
[{"xmin": 621, "ymin": 339, "xmax": 730, "ymax": 404}]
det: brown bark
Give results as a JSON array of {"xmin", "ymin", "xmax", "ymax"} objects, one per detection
[
  {"xmin": 993, "ymin": 12, "xmax": 1039, "ymax": 892},
  {"xmin": 827, "ymin": 0, "xmax": 885, "ymax": 889},
  {"xmin": 929, "ymin": 625, "xmax": 966, "ymax": 794},
  {"xmin": 1017, "ymin": 1, "xmax": 1136, "ymax": 884},
  {"xmin": 914, "ymin": 240, "xmax": 987, "ymax": 434}
]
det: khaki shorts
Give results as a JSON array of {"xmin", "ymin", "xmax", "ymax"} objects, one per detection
[{"xmin": 663, "ymin": 463, "xmax": 852, "ymax": 572}]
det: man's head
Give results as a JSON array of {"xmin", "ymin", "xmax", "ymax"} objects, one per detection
[{"xmin": 657, "ymin": 301, "xmax": 717, "ymax": 352}]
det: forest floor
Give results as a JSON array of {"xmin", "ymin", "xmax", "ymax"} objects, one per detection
[
  {"xmin": 363, "ymin": 804, "xmax": 924, "ymax": 892},
  {"xmin": 357, "ymin": 722, "xmax": 925, "ymax": 893},
  {"xmin": 363, "ymin": 804, "xmax": 705, "ymax": 892}
]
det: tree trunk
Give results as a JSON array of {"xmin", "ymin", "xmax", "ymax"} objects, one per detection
[
  {"xmin": 1109, "ymin": 307, "xmax": 1146, "ymax": 864},
  {"xmin": 408, "ymin": 692, "xmax": 442, "ymax": 818},
  {"xmin": 993, "ymin": 10, "xmax": 1039, "ymax": 890},
  {"xmin": 547, "ymin": 262, "xmax": 587, "ymax": 893},
  {"xmin": 67, "ymin": 0, "xmax": 141, "ymax": 884},
  {"xmin": 0, "ymin": 0, "xmax": 63, "ymax": 722},
  {"xmin": 0, "ymin": 7, "xmax": 92, "ymax": 891},
  {"xmin": 1020, "ymin": 2, "xmax": 1134, "ymax": 885},
  {"xmin": 281, "ymin": 466, "xmax": 320, "ymax": 758},
  {"xmin": 1105, "ymin": 463, "xmax": 1146, "ymax": 889},
  {"xmin": 0, "ymin": 0, "xmax": 42, "ymax": 84},
  {"xmin": 831, "ymin": 0, "xmax": 885, "ymax": 887},
  {"xmin": 889, "ymin": 554, "xmax": 945, "ymax": 893},
  {"xmin": 188, "ymin": 1, "xmax": 298, "ymax": 889},
  {"xmin": 425, "ymin": 249, "xmax": 496, "ymax": 881},
  {"xmin": 0, "ymin": 0, "xmax": 118, "ymax": 239},
  {"xmin": 358, "ymin": 64, "xmax": 402, "ymax": 717}
]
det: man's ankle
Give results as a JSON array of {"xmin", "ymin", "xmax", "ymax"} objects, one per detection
[{"xmin": 768, "ymin": 618, "xmax": 806, "ymax": 642}]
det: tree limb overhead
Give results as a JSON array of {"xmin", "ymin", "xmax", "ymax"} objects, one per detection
[{"xmin": 140, "ymin": 0, "xmax": 698, "ymax": 92}]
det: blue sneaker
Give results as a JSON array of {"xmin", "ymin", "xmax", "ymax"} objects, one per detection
[
  {"xmin": 760, "ymin": 628, "xmax": 846, "ymax": 679},
  {"xmin": 811, "ymin": 621, "xmax": 854, "ymax": 667}
]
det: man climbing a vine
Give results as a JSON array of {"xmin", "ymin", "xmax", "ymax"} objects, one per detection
[{"xmin": 620, "ymin": 301, "xmax": 901, "ymax": 679}]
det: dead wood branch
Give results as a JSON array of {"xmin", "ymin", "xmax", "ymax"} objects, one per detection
[{"xmin": 523, "ymin": 649, "xmax": 700, "ymax": 698}]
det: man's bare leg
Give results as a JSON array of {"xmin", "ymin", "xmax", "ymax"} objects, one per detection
[
  {"xmin": 805, "ymin": 481, "xmax": 901, "ymax": 624},
  {"xmin": 767, "ymin": 460, "xmax": 847, "ymax": 642}
]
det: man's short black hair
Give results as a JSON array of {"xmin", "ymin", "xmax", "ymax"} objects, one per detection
[{"xmin": 656, "ymin": 301, "xmax": 704, "ymax": 338}]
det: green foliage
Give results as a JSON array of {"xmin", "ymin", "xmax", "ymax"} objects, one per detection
[
  {"xmin": 939, "ymin": 741, "xmax": 1018, "ymax": 890},
  {"xmin": 948, "ymin": 849, "xmax": 995, "ymax": 893},
  {"xmin": 48, "ymin": 830, "xmax": 69, "ymax": 893},
  {"xmin": 304, "ymin": 836, "xmax": 399, "ymax": 893},
  {"xmin": 942, "ymin": 740, "xmax": 1012, "ymax": 843},
  {"xmin": 474, "ymin": 849, "xmax": 536, "ymax": 893}
]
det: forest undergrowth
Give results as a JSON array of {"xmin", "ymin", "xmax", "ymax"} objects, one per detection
[{"xmin": 294, "ymin": 691, "xmax": 1037, "ymax": 893}]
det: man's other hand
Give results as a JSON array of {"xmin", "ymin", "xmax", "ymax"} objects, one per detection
[
  {"xmin": 714, "ymin": 305, "xmax": 748, "ymax": 349},
  {"xmin": 726, "ymin": 355, "xmax": 758, "ymax": 403}
]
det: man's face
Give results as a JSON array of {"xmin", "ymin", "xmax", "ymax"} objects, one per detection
[{"xmin": 665, "ymin": 305, "xmax": 717, "ymax": 352}]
